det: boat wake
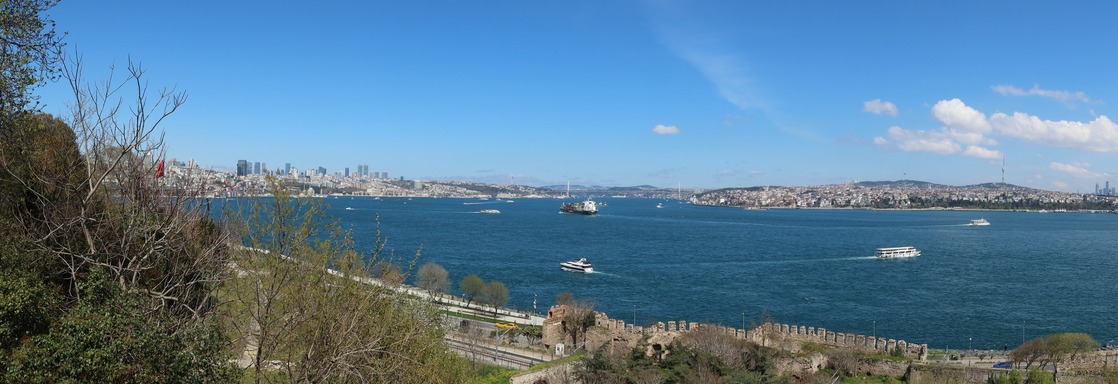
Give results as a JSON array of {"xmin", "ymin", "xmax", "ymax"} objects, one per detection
[{"xmin": 727, "ymin": 255, "xmax": 878, "ymax": 266}]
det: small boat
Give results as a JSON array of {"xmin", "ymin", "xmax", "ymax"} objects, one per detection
[
  {"xmin": 560, "ymin": 198, "xmax": 598, "ymax": 215},
  {"xmin": 560, "ymin": 258, "xmax": 594, "ymax": 273},
  {"xmin": 969, "ymin": 218, "xmax": 990, "ymax": 226},
  {"xmin": 479, "ymin": 209, "xmax": 501, "ymax": 214},
  {"xmin": 876, "ymin": 246, "xmax": 921, "ymax": 259},
  {"xmin": 656, "ymin": 202, "xmax": 663, "ymax": 208}
]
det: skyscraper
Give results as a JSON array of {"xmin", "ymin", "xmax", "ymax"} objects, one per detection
[
  {"xmin": 236, "ymin": 160, "xmax": 249, "ymax": 176},
  {"xmin": 253, "ymin": 162, "xmax": 261, "ymax": 175},
  {"xmin": 284, "ymin": 163, "xmax": 291, "ymax": 176},
  {"xmin": 344, "ymin": 167, "xmax": 350, "ymax": 177}
]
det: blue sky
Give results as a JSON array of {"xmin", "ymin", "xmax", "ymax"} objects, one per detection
[{"xmin": 35, "ymin": 1, "xmax": 1118, "ymax": 191}]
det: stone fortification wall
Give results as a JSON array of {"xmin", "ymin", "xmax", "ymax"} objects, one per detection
[{"xmin": 552, "ymin": 307, "xmax": 928, "ymax": 360}]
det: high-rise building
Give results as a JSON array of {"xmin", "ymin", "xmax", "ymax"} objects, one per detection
[
  {"xmin": 253, "ymin": 162, "xmax": 261, "ymax": 175},
  {"xmin": 344, "ymin": 167, "xmax": 350, "ymax": 177},
  {"xmin": 261, "ymin": 162, "xmax": 267, "ymax": 174},
  {"xmin": 284, "ymin": 163, "xmax": 292, "ymax": 176},
  {"xmin": 382, "ymin": 172, "xmax": 388, "ymax": 180},
  {"xmin": 317, "ymin": 166, "xmax": 326, "ymax": 176},
  {"xmin": 237, "ymin": 160, "xmax": 249, "ymax": 176}
]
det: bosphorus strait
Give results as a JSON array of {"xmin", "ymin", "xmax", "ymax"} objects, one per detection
[{"xmin": 331, "ymin": 196, "xmax": 1118, "ymax": 351}]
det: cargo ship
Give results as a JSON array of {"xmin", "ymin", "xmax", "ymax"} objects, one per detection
[{"xmin": 560, "ymin": 198, "xmax": 598, "ymax": 215}]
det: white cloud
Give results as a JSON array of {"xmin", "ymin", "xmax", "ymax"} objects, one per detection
[
  {"xmin": 879, "ymin": 98, "xmax": 1118, "ymax": 160},
  {"xmin": 863, "ymin": 99, "xmax": 898, "ymax": 116},
  {"xmin": 991, "ymin": 113, "xmax": 1118, "ymax": 152},
  {"xmin": 962, "ymin": 145, "xmax": 1003, "ymax": 159},
  {"xmin": 1049, "ymin": 162, "xmax": 1093, "ymax": 177},
  {"xmin": 992, "ymin": 84, "xmax": 1093, "ymax": 106},
  {"xmin": 932, "ymin": 99, "xmax": 992, "ymax": 134},
  {"xmin": 887, "ymin": 126, "xmax": 961, "ymax": 154},
  {"xmin": 652, "ymin": 124, "xmax": 681, "ymax": 135}
]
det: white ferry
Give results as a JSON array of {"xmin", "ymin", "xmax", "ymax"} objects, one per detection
[
  {"xmin": 969, "ymin": 218, "xmax": 990, "ymax": 226},
  {"xmin": 875, "ymin": 246, "xmax": 921, "ymax": 259},
  {"xmin": 479, "ymin": 209, "xmax": 501, "ymax": 214},
  {"xmin": 560, "ymin": 258, "xmax": 594, "ymax": 273}
]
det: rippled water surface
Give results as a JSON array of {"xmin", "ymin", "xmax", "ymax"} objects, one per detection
[{"xmin": 325, "ymin": 196, "xmax": 1118, "ymax": 349}]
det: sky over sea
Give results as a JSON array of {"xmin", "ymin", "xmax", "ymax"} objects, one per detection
[{"xmin": 35, "ymin": 1, "xmax": 1118, "ymax": 191}]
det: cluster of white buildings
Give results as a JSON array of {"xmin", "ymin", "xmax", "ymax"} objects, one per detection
[{"xmin": 692, "ymin": 183, "xmax": 1118, "ymax": 211}]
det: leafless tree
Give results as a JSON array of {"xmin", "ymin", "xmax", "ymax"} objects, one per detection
[{"xmin": 4, "ymin": 52, "xmax": 229, "ymax": 322}]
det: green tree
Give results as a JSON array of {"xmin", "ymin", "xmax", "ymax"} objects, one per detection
[
  {"xmin": 4, "ymin": 268, "xmax": 237, "ymax": 383},
  {"xmin": 417, "ymin": 262, "xmax": 450, "ymax": 297},
  {"xmin": 223, "ymin": 177, "xmax": 470, "ymax": 383},
  {"xmin": 460, "ymin": 273, "xmax": 486, "ymax": 308},
  {"xmin": 485, "ymin": 280, "xmax": 509, "ymax": 312},
  {"xmin": 0, "ymin": 0, "xmax": 64, "ymax": 124},
  {"xmin": 1, "ymin": 51, "xmax": 236, "ymax": 381}
]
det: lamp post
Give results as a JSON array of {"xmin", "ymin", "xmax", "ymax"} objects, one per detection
[
  {"xmin": 969, "ymin": 337, "xmax": 973, "ymax": 352},
  {"xmin": 873, "ymin": 320, "xmax": 876, "ymax": 341},
  {"xmin": 742, "ymin": 313, "xmax": 746, "ymax": 332}
]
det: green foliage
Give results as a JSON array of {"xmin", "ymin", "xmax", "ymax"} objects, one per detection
[
  {"xmin": 417, "ymin": 262, "xmax": 450, "ymax": 295},
  {"xmin": 0, "ymin": 268, "xmax": 57, "ymax": 348},
  {"xmin": 460, "ymin": 273, "xmax": 486, "ymax": 307},
  {"xmin": 1025, "ymin": 368, "xmax": 1053, "ymax": 384},
  {"xmin": 222, "ymin": 177, "xmax": 472, "ymax": 383},
  {"xmin": 577, "ymin": 330, "xmax": 789, "ymax": 384},
  {"xmin": 484, "ymin": 280, "xmax": 509, "ymax": 309},
  {"xmin": 1009, "ymin": 332, "xmax": 1099, "ymax": 369},
  {"xmin": 3, "ymin": 268, "xmax": 238, "ymax": 383},
  {"xmin": 987, "ymin": 369, "xmax": 1023, "ymax": 384},
  {"xmin": 0, "ymin": 0, "xmax": 64, "ymax": 122}
]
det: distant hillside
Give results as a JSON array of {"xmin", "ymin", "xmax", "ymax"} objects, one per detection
[
  {"xmin": 852, "ymin": 180, "xmax": 1030, "ymax": 190},
  {"xmin": 852, "ymin": 179, "xmax": 946, "ymax": 188},
  {"xmin": 540, "ymin": 184, "xmax": 660, "ymax": 192}
]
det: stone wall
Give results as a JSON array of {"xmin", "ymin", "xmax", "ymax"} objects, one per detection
[{"xmin": 543, "ymin": 305, "xmax": 929, "ymax": 360}]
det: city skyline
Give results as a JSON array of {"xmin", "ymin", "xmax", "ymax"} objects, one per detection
[{"xmin": 35, "ymin": 1, "xmax": 1118, "ymax": 191}]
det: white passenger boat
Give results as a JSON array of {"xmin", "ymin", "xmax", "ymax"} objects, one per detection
[
  {"xmin": 875, "ymin": 246, "xmax": 921, "ymax": 259},
  {"xmin": 479, "ymin": 209, "xmax": 501, "ymax": 214},
  {"xmin": 560, "ymin": 258, "xmax": 594, "ymax": 273},
  {"xmin": 969, "ymin": 218, "xmax": 990, "ymax": 226}
]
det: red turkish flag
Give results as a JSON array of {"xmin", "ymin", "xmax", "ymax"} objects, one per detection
[{"xmin": 156, "ymin": 160, "xmax": 165, "ymax": 178}]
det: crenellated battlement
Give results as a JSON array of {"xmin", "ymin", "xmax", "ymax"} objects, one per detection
[{"xmin": 558, "ymin": 307, "xmax": 928, "ymax": 360}]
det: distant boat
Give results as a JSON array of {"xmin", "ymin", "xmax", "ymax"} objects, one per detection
[
  {"xmin": 345, "ymin": 207, "xmax": 354, "ymax": 210},
  {"xmin": 560, "ymin": 198, "xmax": 598, "ymax": 215},
  {"xmin": 560, "ymin": 258, "xmax": 594, "ymax": 273},
  {"xmin": 876, "ymin": 246, "xmax": 921, "ymax": 259},
  {"xmin": 479, "ymin": 209, "xmax": 501, "ymax": 214},
  {"xmin": 969, "ymin": 218, "xmax": 990, "ymax": 226},
  {"xmin": 656, "ymin": 202, "xmax": 664, "ymax": 209}
]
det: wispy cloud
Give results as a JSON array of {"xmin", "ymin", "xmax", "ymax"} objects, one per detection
[
  {"xmin": 1049, "ymin": 162, "xmax": 1096, "ymax": 178},
  {"xmin": 652, "ymin": 124, "xmax": 681, "ymax": 135},
  {"xmin": 880, "ymin": 98, "xmax": 1118, "ymax": 158},
  {"xmin": 649, "ymin": 5, "xmax": 767, "ymax": 113},
  {"xmin": 863, "ymin": 99, "xmax": 898, "ymax": 116},
  {"xmin": 992, "ymin": 84, "xmax": 1095, "ymax": 107}
]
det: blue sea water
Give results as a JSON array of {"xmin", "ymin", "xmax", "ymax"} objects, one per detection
[{"xmin": 323, "ymin": 196, "xmax": 1118, "ymax": 350}]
